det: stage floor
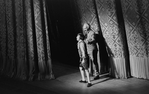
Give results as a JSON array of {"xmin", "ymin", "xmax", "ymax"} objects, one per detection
[{"xmin": 0, "ymin": 61, "xmax": 149, "ymax": 94}]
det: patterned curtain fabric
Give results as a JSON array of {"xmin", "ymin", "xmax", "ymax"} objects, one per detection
[
  {"xmin": 76, "ymin": 0, "xmax": 99, "ymax": 32},
  {"xmin": 76, "ymin": 0, "xmax": 131, "ymax": 79},
  {"xmin": 121, "ymin": 0, "xmax": 149, "ymax": 79},
  {"xmin": 95, "ymin": 0, "xmax": 130, "ymax": 79},
  {"xmin": 0, "ymin": 0, "xmax": 54, "ymax": 80}
]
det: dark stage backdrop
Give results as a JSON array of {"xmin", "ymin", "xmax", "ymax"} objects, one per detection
[
  {"xmin": 75, "ymin": 0, "xmax": 149, "ymax": 79},
  {"xmin": 0, "ymin": 0, "xmax": 54, "ymax": 80},
  {"xmin": 46, "ymin": 0, "xmax": 81, "ymax": 66}
]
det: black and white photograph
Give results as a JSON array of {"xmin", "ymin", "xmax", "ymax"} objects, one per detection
[{"xmin": 0, "ymin": 0, "xmax": 149, "ymax": 94}]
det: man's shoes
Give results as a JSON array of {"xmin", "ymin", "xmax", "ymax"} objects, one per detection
[
  {"xmin": 93, "ymin": 75, "xmax": 100, "ymax": 80},
  {"xmin": 87, "ymin": 83, "xmax": 92, "ymax": 87},
  {"xmin": 79, "ymin": 80, "xmax": 87, "ymax": 83}
]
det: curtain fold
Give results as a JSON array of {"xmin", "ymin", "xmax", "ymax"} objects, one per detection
[
  {"xmin": 95, "ymin": 0, "xmax": 130, "ymax": 78},
  {"xmin": 0, "ymin": 0, "xmax": 7, "ymax": 74},
  {"xmin": 0, "ymin": 0, "xmax": 54, "ymax": 80},
  {"xmin": 121, "ymin": 0, "xmax": 149, "ymax": 79}
]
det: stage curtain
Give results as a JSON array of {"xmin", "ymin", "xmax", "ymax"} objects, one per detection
[
  {"xmin": 121, "ymin": 0, "xmax": 149, "ymax": 79},
  {"xmin": 95, "ymin": 0, "xmax": 131, "ymax": 79},
  {"xmin": 0, "ymin": 0, "xmax": 54, "ymax": 80},
  {"xmin": 76, "ymin": 0, "xmax": 131, "ymax": 79}
]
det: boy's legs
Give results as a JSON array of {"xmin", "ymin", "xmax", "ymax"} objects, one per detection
[
  {"xmin": 79, "ymin": 67, "xmax": 85, "ymax": 81},
  {"xmin": 85, "ymin": 69, "xmax": 92, "ymax": 87},
  {"xmin": 85, "ymin": 69, "xmax": 91, "ymax": 83}
]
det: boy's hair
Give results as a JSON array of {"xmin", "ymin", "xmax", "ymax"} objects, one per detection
[{"xmin": 77, "ymin": 33, "xmax": 85, "ymax": 40}]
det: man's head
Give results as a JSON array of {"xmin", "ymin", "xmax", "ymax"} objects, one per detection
[{"xmin": 83, "ymin": 23, "xmax": 90, "ymax": 31}]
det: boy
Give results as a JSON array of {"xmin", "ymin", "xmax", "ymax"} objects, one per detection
[{"xmin": 76, "ymin": 33, "xmax": 92, "ymax": 87}]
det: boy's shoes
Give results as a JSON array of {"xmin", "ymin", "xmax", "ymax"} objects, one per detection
[
  {"xmin": 87, "ymin": 83, "xmax": 92, "ymax": 87},
  {"xmin": 79, "ymin": 80, "xmax": 87, "ymax": 83},
  {"xmin": 93, "ymin": 75, "xmax": 100, "ymax": 80}
]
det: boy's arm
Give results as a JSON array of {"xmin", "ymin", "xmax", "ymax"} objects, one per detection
[{"xmin": 80, "ymin": 42, "xmax": 86, "ymax": 58}]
